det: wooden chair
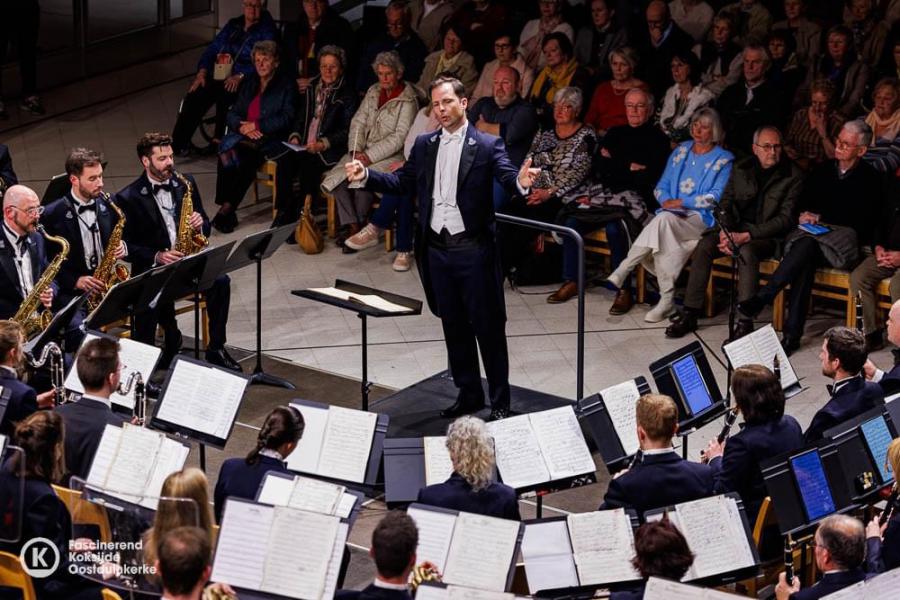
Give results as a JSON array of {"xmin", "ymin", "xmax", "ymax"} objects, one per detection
[
  {"xmin": 100, "ymin": 295, "xmax": 210, "ymax": 348},
  {"xmin": 252, "ymin": 160, "xmax": 278, "ymax": 218},
  {"xmin": 544, "ymin": 227, "xmax": 647, "ymax": 299},
  {"xmin": 707, "ymin": 257, "xmax": 785, "ymax": 330},
  {"xmin": 102, "ymin": 589, "xmax": 124, "ymax": 600},
  {"xmin": 0, "ymin": 550, "xmax": 36, "ymax": 600},
  {"xmin": 325, "ymin": 192, "xmax": 394, "ymax": 250},
  {"xmin": 52, "ymin": 484, "xmax": 113, "ymax": 544}
]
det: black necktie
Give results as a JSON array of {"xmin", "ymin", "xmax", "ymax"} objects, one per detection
[
  {"xmin": 153, "ymin": 183, "xmax": 173, "ymax": 195},
  {"xmin": 15, "ymin": 236, "xmax": 27, "ymax": 254},
  {"xmin": 77, "ymin": 202, "xmax": 96, "ymax": 214}
]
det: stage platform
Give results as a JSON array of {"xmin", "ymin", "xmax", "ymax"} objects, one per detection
[{"xmin": 369, "ymin": 370, "xmax": 575, "ymax": 437}]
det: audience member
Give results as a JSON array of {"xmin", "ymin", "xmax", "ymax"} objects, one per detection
[
  {"xmin": 518, "ymin": 0, "xmax": 575, "ymax": 71},
  {"xmin": 337, "ymin": 511, "xmax": 418, "ymax": 600},
  {"xmin": 449, "ymin": 0, "xmax": 509, "ymax": 68},
  {"xmin": 155, "ymin": 526, "xmax": 232, "ymax": 600},
  {"xmin": 472, "ymin": 32, "xmax": 535, "ymax": 103},
  {"xmin": 410, "ymin": 0, "xmax": 456, "ymax": 52},
  {"xmin": 528, "ymin": 32, "xmax": 589, "ymax": 129},
  {"xmin": 574, "ymin": 0, "xmax": 629, "ymax": 83},
  {"xmin": 323, "ymin": 51, "xmax": 418, "ymax": 243},
  {"xmin": 766, "ymin": 30, "xmax": 806, "ymax": 110},
  {"xmin": 610, "ymin": 519, "xmax": 695, "ymax": 600},
  {"xmin": 357, "ymin": 1, "xmax": 428, "ymax": 94},
  {"xmin": 861, "ymin": 77, "xmax": 900, "ymax": 173},
  {"xmin": 666, "ymin": 126, "xmax": 802, "ymax": 338},
  {"xmin": 772, "ymin": 0, "xmax": 821, "ymax": 67},
  {"xmin": 634, "ymin": 0, "xmax": 696, "ymax": 100},
  {"xmin": 775, "ymin": 515, "xmax": 867, "ymax": 599},
  {"xmin": 719, "ymin": 0, "xmax": 773, "ymax": 45},
  {"xmin": 171, "ymin": 0, "xmax": 278, "ymax": 155},
  {"xmin": 417, "ymin": 23, "xmax": 479, "ymax": 96},
  {"xmin": 0, "ymin": 320, "xmax": 47, "ymax": 435},
  {"xmin": 584, "ymin": 46, "xmax": 648, "ymax": 136},
  {"xmin": 417, "ymin": 416, "xmax": 520, "ymax": 520},
  {"xmin": 739, "ymin": 121, "xmax": 884, "ymax": 354},
  {"xmin": 55, "ymin": 337, "xmax": 128, "ymax": 481},
  {"xmin": 785, "ymin": 78, "xmax": 844, "ymax": 170},
  {"xmin": 607, "ymin": 108, "xmax": 734, "ymax": 322},
  {"xmin": 864, "ymin": 299, "xmax": 900, "ymax": 393},
  {"xmin": 214, "ymin": 406, "xmax": 304, "ymax": 521},
  {"xmin": 799, "ymin": 25, "xmax": 870, "ymax": 118},
  {"xmin": 698, "ymin": 14, "xmax": 744, "ymax": 97},
  {"xmin": 874, "ymin": 38, "xmax": 900, "ymax": 83},
  {"xmin": 211, "ymin": 41, "xmax": 296, "ymax": 234},
  {"xmin": 670, "ymin": 0, "xmax": 715, "ymax": 42},
  {"xmin": 657, "ymin": 49, "xmax": 714, "ymax": 144},
  {"xmin": 283, "ymin": 0, "xmax": 355, "ymax": 83},
  {"xmin": 865, "ymin": 438, "xmax": 900, "ymax": 573},
  {"xmin": 845, "ymin": 0, "xmax": 890, "ymax": 67},
  {"xmin": 601, "ymin": 394, "xmax": 714, "ymax": 516}
]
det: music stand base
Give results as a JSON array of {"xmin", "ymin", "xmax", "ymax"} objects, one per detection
[{"xmin": 249, "ymin": 369, "xmax": 296, "ymax": 389}]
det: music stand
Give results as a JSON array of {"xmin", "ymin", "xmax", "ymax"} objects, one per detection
[
  {"xmin": 24, "ymin": 293, "xmax": 87, "ymax": 355},
  {"xmin": 85, "ymin": 261, "xmax": 178, "ymax": 334},
  {"xmin": 222, "ymin": 223, "xmax": 296, "ymax": 389},
  {"xmin": 578, "ymin": 376, "xmax": 653, "ymax": 473}
]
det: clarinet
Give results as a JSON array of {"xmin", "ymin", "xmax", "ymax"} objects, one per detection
[
  {"xmin": 784, "ymin": 536, "xmax": 795, "ymax": 585},
  {"xmin": 627, "ymin": 449, "xmax": 642, "ymax": 469},
  {"xmin": 880, "ymin": 485, "xmax": 898, "ymax": 526},
  {"xmin": 856, "ymin": 292, "xmax": 864, "ymax": 334},
  {"xmin": 717, "ymin": 408, "xmax": 739, "ymax": 444},
  {"xmin": 117, "ymin": 372, "xmax": 146, "ymax": 426},
  {"xmin": 773, "ymin": 353, "xmax": 781, "ymax": 383}
]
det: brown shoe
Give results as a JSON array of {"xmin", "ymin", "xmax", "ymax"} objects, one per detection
[
  {"xmin": 548, "ymin": 281, "xmax": 578, "ymax": 304},
  {"xmin": 609, "ymin": 288, "xmax": 634, "ymax": 315}
]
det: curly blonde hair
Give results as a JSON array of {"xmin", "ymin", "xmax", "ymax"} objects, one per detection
[{"xmin": 445, "ymin": 416, "xmax": 495, "ymax": 492}]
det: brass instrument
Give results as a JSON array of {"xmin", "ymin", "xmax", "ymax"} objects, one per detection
[
  {"xmin": 116, "ymin": 371, "xmax": 146, "ymax": 426},
  {"xmin": 173, "ymin": 171, "xmax": 208, "ymax": 255},
  {"xmin": 86, "ymin": 193, "xmax": 130, "ymax": 312},
  {"xmin": 409, "ymin": 562, "xmax": 442, "ymax": 594},
  {"xmin": 13, "ymin": 225, "xmax": 70, "ymax": 338},
  {"xmin": 25, "ymin": 341, "xmax": 65, "ymax": 405}
]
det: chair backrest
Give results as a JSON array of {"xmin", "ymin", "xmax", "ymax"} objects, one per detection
[
  {"xmin": 0, "ymin": 550, "xmax": 37, "ymax": 600},
  {"xmin": 752, "ymin": 496, "xmax": 776, "ymax": 547},
  {"xmin": 51, "ymin": 483, "xmax": 113, "ymax": 543}
]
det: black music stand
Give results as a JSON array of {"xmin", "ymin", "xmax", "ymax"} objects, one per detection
[
  {"xmin": 24, "ymin": 294, "xmax": 87, "ymax": 356},
  {"xmin": 578, "ymin": 376, "xmax": 653, "ymax": 473},
  {"xmin": 85, "ymin": 262, "xmax": 177, "ymax": 334},
  {"xmin": 223, "ymin": 223, "xmax": 296, "ymax": 389},
  {"xmin": 293, "ymin": 280, "xmax": 422, "ymax": 410}
]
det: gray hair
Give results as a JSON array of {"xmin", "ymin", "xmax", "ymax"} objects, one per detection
[
  {"xmin": 609, "ymin": 46, "xmax": 640, "ymax": 71},
  {"xmin": 752, "ymin": 125, "xmax": 782, "ymax": 145},
  {"xmin": 445, "ymin": 416, "xmax": 495, "ymax": 492},
  {"xmin": 251, "ymin": 40, "xmax": 279, "ymax": 60},
  {"xmin": 553, "ymin": 86, "xmax": 583, "ymax": 114},
  {"xmin": 817, "ymin": 515, "xmax": 865, "ymax": 570},
  {"xmin": 318, "ymin": 45, "xmax": 346, "ymax": 70},
  {"xmin": 625, "ymin": 87, "xmax": 655, "ymax": 110},
  {"xmin": 842, "ymin": 119, "xmax": 873, "ymax": 147},
  {"xmin": 372, "ymin": 50, "xmax": 404, "ymax": 77},
  {"xmin": 690, "ymin": 107, "xmax": 724, "ymax": 143},
  {"xmin": 742, "ymin": 44, "xmax": 770, "ymax": 68}
]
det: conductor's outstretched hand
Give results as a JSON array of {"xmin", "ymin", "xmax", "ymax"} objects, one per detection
[
  {"xmin": 345, "ymin": 159, "xmax": 366, "ymax": 182},
  {"xmin": 518, "ymin": 158, "xmax": 541, "ymax": 189}
]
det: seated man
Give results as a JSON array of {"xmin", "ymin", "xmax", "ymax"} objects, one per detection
[
  {"xmin": 863, "ymin": 299, "xmax": 900, "ymax": 394},
  {"xmin": 739, "ymin": 121, "xmax": 884, "ymax": 354},
  {"xmin": 356, "ymin": 1, "xmax": 427, "ymax": 94},
  {"xmin": 600, "ymin": 394, "xmax": 714, "ymax": 517},
  {"xmin": 156, "ymin": 526, "xmax": 235, "ymax": 600},
  {"xmin": 666, "ymin": 126, "xmax": 802, "ymax": 339},
  {"xmin": 775, "ymin": 515, "xmax": 867, "ymax": 599},
  {"xmin": 337, "ymin": 511, "xmax": 417, "ymax": 600},
  {"xmin": 0, "ymin": 320, "xmax": 51, "ymax": 434},
  {"xmin": 805, "ymin": 326, "xmax": 884, "ymax": 443}
]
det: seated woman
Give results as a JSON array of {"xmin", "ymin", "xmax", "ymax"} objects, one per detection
[
  {"xmin": 697, "ymin": 14, "xmax": 742, "ymax": 97},
  {"xmin": 866, "ymin": 438, "xmax": 900, "ymax": 573},
  {"xmin": 799, "ymin": 25, "xmax": 869, "ymax": 118},
  {"xmin": 214, "ymin": 406, "xmax": 304, "ymax": 522},
  {"xmin": 528, "ymin": 32, "xmax": 588, "ymax": 130},
  {"xmin": 417, "ymin": 24, "xmax": 479, "ymax": 97},
  {"xmin": 657, "ymin": 49, "xmax": 714, "ymax": 145},
  {"xmin": 584, "ymin": 46, "xmax": 647, "ymax": 137},
  {"xmin": 610, "ymin": 520, "xmax": 695, "ymax": 600},
  {"xmin": 417, "ymin": 416, "xmax": 520, "ymax": 520},
  {"xmin": 785, "ymin": 78, "xmax": 844, "ymax": 171},
  {"xmin": 276, "ymin": 45, "xmax": 357, "ymax": 236},
  {"xmin": 862, "ymin": 77, "xmax": 900, "ymax": 173},
  {"xmin": 211, "ymin": 40, "xmax": 297, "ymax": 234},
  {"xmin": 320, "ymin": 50, "xmax": 418, "ymax": 244},
  {"xmin": 517, "ymin": 0, "xmax": 574, "ymax": 71},
  {"xmin": 606, "ymin": 108, "xmax": 733, "ymax": 322}
]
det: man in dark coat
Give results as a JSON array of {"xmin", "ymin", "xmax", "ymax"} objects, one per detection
[
  {"xmin": 356, "ymin": 1, "xmax": 427, "ymax": 93},
  {"xmin": 336, "ymin": 511, "xmax": 417, "ymax": 600},
  {"xmin": 633, "ymin": 1, "xmax": 695, "ymax": 99}
]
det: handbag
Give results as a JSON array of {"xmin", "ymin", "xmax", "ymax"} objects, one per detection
[{"xmin": 297, "ymin": 195, "xmax": 324, "ymax": 254}]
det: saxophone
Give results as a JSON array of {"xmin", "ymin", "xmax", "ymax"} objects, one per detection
[
  {"xmin": 13, "ymin": 225, "xmax": 70, "ymax": 338},
  {"xmin": 86, "ymin": 193, "xmax": 130, "ymax": 312},
  {"xmin": 173, "ymin": 171, "xmax": 208, "ymax": 255}
]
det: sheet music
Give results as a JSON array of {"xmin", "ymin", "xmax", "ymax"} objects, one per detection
[
  {"xmin": 286, "ymin": 403, "xmax": 329, "ymax": 475},
  {"xmin": 424, "ymin": 436, "xmax": 454, "ymax": 486},
  {"xmin": 567, "ymin": 510, "xmax": 639, "ymax": 584},
  {"xmin": 443, "ymin": 513, "xmax": 519, "ymax": 591},
  {"xmin": 261, "ymin": 507, "xmax": 339, "ymax": 599},
  {"xmin": 320, "ymin": 522, "xmax": 350, "ymax": 600},
  {"xmin": 257, "ymin": 473, "xmax": 296, "ymax": 506},
  {"xmin": 415, "ymin": 585, "xmax": 449, "ymax": 600},
  {"xmin": 673, "ymin": 496, "xmax": 755, "ymax": 580},
  {"xmin": 407, "ymin": 506, "xmax": 457, "ymax": 572},
  {"xmin": 487, "ymin": 415, "xmax": 550, "ymax": 489},
  {"xmin": 723, "ymin": 325, "xmax": 798, "ymax": 390},
  {"xmin": 103, "ymin": 425, "xmax": 162, "ymax": 497},
  {"xmin": 287, "ymin": 476, "xmax": 345, "ymax": 515},
  {"xmin": 447, "ymin": 587, "xmax": 515, "ymax": 600},
  {"xmin": 852, "ymin": 566, "xmax": 900, "ymax": 599},
  {"xmin": 316, "ymin": 406, "xmax": 378, "ymax": 483},
  {"xmin": 821, "ymin": 582, "xmax": 866, "ymax": 600},
  {"xmin": 644, "ymin": 576, "xmax": 742, "ymax": 599},
  {"xmin": 211, "ymin": 500, "xmax": 273, "ymax": 590},
  {"xmin": 308, "ymin": 287, "xmax": 414, "ymax": 313},
  {"xmin": 86, "ymin": 424, "xmax": 122, "ymax": 487},
  {"xmin": 336, "ymin": 492, "xmax": 356, "ymax": 518},
  {"xmin": 600, "ymin": 380, "xmax": 642, "ymax": 456},
  {"xmin": 140, "ymin": 439, "xmax": 190, "ymax": 510},
  {"xmin": 154, "ymin": 360, "xmax": 247, "ymax": 440},
  {"xmin": 528, "ymin": 406, "xmax": 596, "ymax": 480},
  {"xmin": 0, "ymin": 434, "xmax": 6, "ymax": 455},
  {"xmin": 521, "ymin": 520, "xmax": 578, "ymax": 593},
  {"xmin": 64, "ymin": 334, "xmax": 161, "ymax": 410}
]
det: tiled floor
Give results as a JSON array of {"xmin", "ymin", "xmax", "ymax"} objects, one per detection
[{"xmin": 5, "ymin": 49, "xmax": 894, "ymax": 468}]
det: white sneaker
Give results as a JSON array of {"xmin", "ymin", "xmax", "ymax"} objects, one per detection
[
  {"xmin": 345, "ymin": 223, "xmax": 380, "ymax": 250},
  {"xmin": 392, "ymin": 251, "xmax": 412, "ymax": 271},
  {"xmin": 645, "ymin": 297, "xmax": 675, "ymax": 323}
]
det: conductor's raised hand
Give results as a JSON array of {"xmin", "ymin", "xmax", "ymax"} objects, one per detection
[
  {"xmin": 345, "ymin": 159, "xmax": 366, "ymax": 182},
  {"xmin": 517, "ymin": 158, "xmax": 541, "ymax": 189}
]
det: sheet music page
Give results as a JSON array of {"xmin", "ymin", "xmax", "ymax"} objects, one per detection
[
  {"xmin": 286, "ymin": 403, "xmax": 329, "ymax": 475},
  {"xmin": 567, "ymin": 510, "xmax": 640, "ymax": 584},
  {"xmin": 211, "ymin": 500, "xmax": 273, "ymax": 591},
  {"xmin": 820, "ymin": 582, "xmax": 866, "ymax": 600},
  {"xmin": 320, "ymin": 522, "xmax": 350, "ymax": 600},
  {"xmin": 63, "ymin": 332, "xmax": 99, "ymax": 394},
  {"xmin": 316, "ymin": 406, "xmax": 378, "ymax": 483},
  {"xmin": 415, "ymin": 585, "xmax": 449, "ymax": 600},
  {"xmin": 600, "ymin": 380, "xmax": 642, "ymax": 456},
  {"xmin": 674, "ymin": 496, "xmax": 755, "ymax": 580},
  {"xmin": 308, "ymin": 287, "xmax": 414, "ymax": 313},
  {"xmin": 424, "ymin": 436, "xmax": 454, "ymax": 486},
  {"xmin": 487, "ymin": 415, "xmax": 550, "ymax": 489},
  {"xmin": 86, "ymin": 424, "xmax": 122, "ymax": 487},
  {"xmin": 287, "ymin": 476, "xmax": 345, "ymax": 515},
  {"xmin": 140, "ymin": 439, "xmax": 189, "ymax": 510},
  {"xmin": 261, "ymin": 507, "xmax": 339, "ymax": 599},
  {"xmin": 644, "ymin": 577, "xmax": 741, "ymax": 599},
  {"xmin": 722, "ymin": 333, "xmax": 762, "ymax": 372},
  {"xmin": 64, "ymin": 335, "xmax": 162, "ymax": 410},
  {"xmin": 336, "ymin": 493, "xmax": 356, "ymax": 518},
  {"xmin": 443, "ymin": 513, "xmax": 520, "ymax": 591},
  {"xmin": 447, "ymin": 586, "xmax": 515, "ymax": 600},
  {"xmin": 104, "ymin": 425, "xmax": 162, "ymax": 497},
  {"xmin": 257, "ymin": 473, "xmax": 296, "ymax": 506},
  {"xmin": 528, "ymin": 406, "xmax": 596, "ymax": 480},
  {"xmin": 154, "ymin": 360, "xmax": 246, "ymax": 440},
  {"xmin": 751, "ymin": 325, "xmax": 799, "ymax": 389},
  {"xmin": 407, "ymin": 506, "xmax": 457, "ymax": 573},
  {"xmin": 856, "ymin": 566, "xmax": 900, "ymax": 599},
  {"xmin": 520, "ymin": 520, "xmax": 578, "ymax": 593}
]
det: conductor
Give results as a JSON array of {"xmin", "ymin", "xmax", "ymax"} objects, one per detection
[{"xmin": 346, "ymin": 76, "xmax": 540, "ymax": 420}]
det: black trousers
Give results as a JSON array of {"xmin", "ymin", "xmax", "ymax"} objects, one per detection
[
  {"xmin": 215, "ymin": 146, "xmax": 292, "ymax": 211},
  {"xmin": 171, "ymin": 80, "xmax": 237, "ymax": 151},
  {"xmin": 0, "ymin": 0, "xmax": 39, "ymax": 96},
  {"xmin": 756, "ymin": 236, "xmax": 823, "ymax": 338},
  {"xmin": 427, "ymin": 233, "xmax": 510, "ymax": 410},
  {"xmin": 274, "ymin": 150, "xmax": 329, "ymax": 222}
]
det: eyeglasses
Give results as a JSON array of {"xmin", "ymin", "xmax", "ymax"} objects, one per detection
[
  {"xmin": 835, "ymin": 139, "xmax": 862, "ymax": 150},
  {"xmin": 754, "ymin": 143, "xmax": 783, "ymax": 151},
  {"xmin": 11, "ymin": 205, "xmax": 44, "ymax": 216},
  {"xmin": 625, "ymin": 103, "xmax": 649, "ymax": 109}
]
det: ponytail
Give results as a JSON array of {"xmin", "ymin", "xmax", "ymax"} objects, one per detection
[{"xmin": 245, "ymin": 406, "xmax": 305, "ymax": 465}]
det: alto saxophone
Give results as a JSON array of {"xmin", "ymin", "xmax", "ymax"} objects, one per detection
[
  {"xmin": 87, "ymin": 193, "xmax": 130, "ymax": 312},
  {"xmin": 13, "ymin": 225, "xmax": 69, "ymax": 338},
  {"xmin": 173, "ymin": 171, "xmax": 208, "ymax": 255}
]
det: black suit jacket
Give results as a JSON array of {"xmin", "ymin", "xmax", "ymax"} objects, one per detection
[
  {"xmin": 292, "ymin": 76, "xmax": 357, "ymax": 166},
  {"xmin": 0, "ymin": 144, "xmax": 17, "ymax": 189},
  {"xmin": 866, "ymin": 509, "xmax": 900, "ymax": 573},
  {"xmin": 213, "ymin": 455, "xmax": 289, "ymax": 522},
  {"xmin": 878, "ymin": 363, "xmax": 900, "ymax": 395},
  {"xmin": 717, "ymin": 78, "xmax": 786, "ymax": 154},
  {"xmin": 417, "ymin": 472, "xmax": 521, "ymax": 520},
  {"xmin": 609, "ymin": 581, "xmax": 646, "ymax": 600},
  {"xmin": 0, "ymin": 368, "xmax": 37, "ymax": 436},
  {"xmin": 790, "ymin": 568, "xmax": 867, "ymax": 599},
  {"xmin": 55, "ymin": 397, "xmax": 127, "ymax": 482},
  {"xmin": 115, "ymin": 172, "xmax": 211, "ymax": 274},
  {"xmin": 804, "ymin": 377, "xmax": 885, "ymax": 443},
  {"xmin": 0, "ymin": 227, "xmax": 57, "ymax": 320},
  {"xmin": 600, "ymin": 451, "xmax": 714, "ymax": 518},
  {"xmin": 336, "ymin": 584, "xmax": 412, "ymax": 600}
]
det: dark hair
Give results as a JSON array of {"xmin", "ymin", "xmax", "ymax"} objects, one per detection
[
  {"xmin": 767, "ymin": 29, "xmax": 797, "ymax": 56},
  {"xmin": 65, "ymin": 148, "xmax": 104, "ymax": 177},
  {"xmin": 493, "ymin": 29, "xmax": 519, "ymax": 47},
  {"xmin": 824, "ymin": 326, "xmax": 867, "ymax": 374},
  {"xmin": 372, "ymin": 511, "xmax": 418, "ymax": 578},
  {"xmin": 542, "ymin": 31, "xmax": 574, "ymax": 60},
  {"xmin": 13, "ymin": 411, "xmax": 65, "ymax": 483},
  {"xmin": 136, "ymin": 132, "xmax": 173, "ymax": 160},
  {"xmin": 826, "ymin": 25, "xmax": 854, "ymax": 52},
  {"xmin": 817, "ymin": 515, "xmax": 865, "ymax": 570},
  {"xmin": 75, "ymin": 337, "xmax": 120, "ymax": 391},
  {"xmin": 632, "ymin": 519, "xmax": 694, "ymax": 580},
  {"xmin": 246, "ymin": 406, "xmax": 305, "ymax": 465},
  {"xmin": 440, "ymin": 21, "xmax": 468, "ymax": 46},
  {"xmin": 670, "ymin": 47, "xmax": 701, "ymax": 86},
  {"xmin": 732, "ymin": 364, "xmax": 785, "ymax": 425},
  {"xmin": 157, "ymin": 526, "xmax": 211, "ymax": 595},
  {"xmin": 428, "ymin": 75, "xmax": 467, "ymax": 100}
]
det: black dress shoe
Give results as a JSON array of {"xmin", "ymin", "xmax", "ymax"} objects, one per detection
[
  {"xmin": 212, "ymin": 212, "xmax": 237, "ymax": 234},
  {"xmin": 781, "ymin": 334, "xmax": 801, "ymax": 356},
  {"xmin": 205, "ymin": 347, "xmax": 243, "ymax": 372},
  {"xmin": 665, "ymin": 310, "xmax": 698, "ymax": 338},
  {"xmin": 440, "ymin": 398, "xmax": 485, "ymax": 418},
  {"xmin": 488, "ymin": 407, "xmax": 510, "ymax": 421},
  {"xmin": 729, "ymin": 319, "xmax": 755, "ymax": 342},
  {"xmin": 737, "ymin": 296, "xmax": 765, "ymax": 319}
]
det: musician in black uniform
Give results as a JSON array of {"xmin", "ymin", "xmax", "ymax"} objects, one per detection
[
  {"xmin": 115, "ymin": 133, "xmax": 240, "ymax": 371},
  {"xmin": 336, "ymin": 511, "xmax": 417, "ymax": 600},
  {"xmin": 864, "ymin": 299, "xmax": 900, "ymax": 395},
  {"xmin": 866, "ymin": 438, "xmax": 900, "ymax": 573},
  {"xmin": 0, "ymin": 319, "xmax": 52, "ymax": 434}
]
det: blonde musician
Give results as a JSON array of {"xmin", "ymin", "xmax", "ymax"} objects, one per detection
[
  {"xmin": 0, "ymin": 185, "xmax": 54, "ymax": 320},
  {"xmin": 866, "ymin": 438, "xmax": 900, "ymax": 573}
]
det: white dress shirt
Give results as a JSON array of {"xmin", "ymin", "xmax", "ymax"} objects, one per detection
[
  {"xmin": 3, "ymin": 223, "xmax": 34, "ymax": 295},
  {"xmin": 430, "ymin": 122, "xmax": 468, "ymax": 235},
  {"xmin": 70, "ymin": 187, "xmax": 104, "ymax": 270},
  {"xmin": 148, "ymin": 174, "xmax": 178, "ymax": 247},
  {"xmin": 81, "ymin": 392, "xmax": 112, "ymax": 410}
]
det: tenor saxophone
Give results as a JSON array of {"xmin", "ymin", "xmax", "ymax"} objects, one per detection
[
  {"xmin": 173, "ymin": 171, "xmax": 208, "ymax": 255},
  {"xmin": 13, "ymin": 225, "xmax": 69, "ymax": 338},
  {"xmin": 86, "ymin": 193, "xmax": 130, "ymax": 312}
]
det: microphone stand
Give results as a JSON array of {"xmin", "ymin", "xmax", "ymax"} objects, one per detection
[{"xmin": 712, "ymin": 205, "xmax": 746, "ymax": 410}]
